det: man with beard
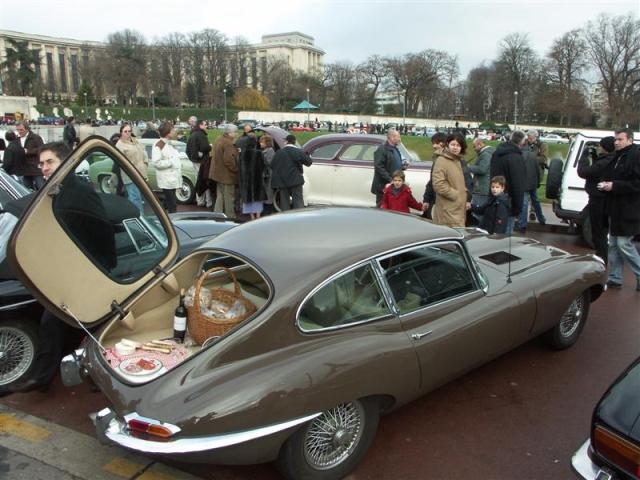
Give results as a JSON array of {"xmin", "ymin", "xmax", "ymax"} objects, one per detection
[
  {"xmin": 598, "ymin": 128, "xmax": 640, "ymax": 290},
  {"xmin": 489, "ymin": 130, "xmax": 527, "ymax": 234}
]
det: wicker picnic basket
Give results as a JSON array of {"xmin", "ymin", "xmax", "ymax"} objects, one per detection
[{"xmin": 187, "ymin": 266, "xmax": 257, "ymax": 344}]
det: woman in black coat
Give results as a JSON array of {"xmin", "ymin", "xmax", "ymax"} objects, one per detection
[{"xmin": 238, "ymin": 136, "xmax": 266, "ymax": 220}]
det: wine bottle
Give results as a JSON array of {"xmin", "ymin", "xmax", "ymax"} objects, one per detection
[{"xmin": 173, "ymin": 288, "xmax": 187, "ymax": 343}]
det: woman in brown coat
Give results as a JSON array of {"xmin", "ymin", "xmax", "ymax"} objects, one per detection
[{"xmin": 431, "ymin": 132, "xmax": 469, "ymax": 228}]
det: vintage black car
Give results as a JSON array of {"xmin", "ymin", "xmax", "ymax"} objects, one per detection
[{"xmin": 573, "ymin": 356, "xmax": 640, "ymax": 480}]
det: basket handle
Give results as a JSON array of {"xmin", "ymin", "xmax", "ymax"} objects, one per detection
[{"xmin": 193, "ymin": 266, "xmax": 242, "ymax": 315}]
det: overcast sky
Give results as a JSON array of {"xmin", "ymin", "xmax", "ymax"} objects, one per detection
[{"xmin": 2, "ymin": 0, "xmax": 638, "ymax": 76}]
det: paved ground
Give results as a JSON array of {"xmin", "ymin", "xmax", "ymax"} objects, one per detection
[{"xmin": 1, "ymin": 227, "xmax": 638, "ymax": 480}]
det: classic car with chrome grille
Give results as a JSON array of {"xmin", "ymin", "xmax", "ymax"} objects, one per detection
[{"xmin": 8, "ymin": 137, "xmax": 606, "ymax": 479}]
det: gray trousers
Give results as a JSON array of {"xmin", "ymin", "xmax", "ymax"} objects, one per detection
[
  {"xmin": 277, "ymin": 185, "xmax": 304, "ymax": 211},
  {"xmin": 215, "ymin": 183, "xmax": 236, "ymax": 219}
]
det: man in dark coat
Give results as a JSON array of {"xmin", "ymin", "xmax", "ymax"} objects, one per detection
[
  {"xmin": 141, "ymin": 122, "xmax": 160, "ymax": 139},
  {"xmin": 271, "ymin": 134, "xmax": 312, "ymax": 211},
  {"xmin": 187, "ymin": 118, "xmax": 213, "ymax": 207},
  {"xmin": 598, "ymin": 128, "xmax": 640, "ymax": 290},
  {"xmin": 1, "ymin": 131, "xmax": 24, "ymax": 176},
  {"xmin": 63, "ymin": 116, "xmax": 78, "ymax": 149},
  {"xmin": 577, "ymin": 136, "xmax": 615, "ymax": 264},
  {"xmin": 9, "ymin": 141, "xmax": 115, "ymax": 394},
  {"xmin": 371, "ymin": 129, "xmax": 403, "ymax": 207},
  {"xmin": 518, "ymin": 147, "xmax": 546, "ymax": 232},
  {"xmin": 15, "ymin": 121, "xmax": 44, "ymax": 190},
  {"xmin": 489, "ymin": 130, "xmax": 527, "ymax": 234}
]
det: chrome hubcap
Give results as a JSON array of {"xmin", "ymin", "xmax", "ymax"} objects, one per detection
[
  {"xmin": 303, "ymin": 402, "xmax": 365, "ymax": 470},
  {"xmin": 559, "ymin": 296, "xmax": 584, "ymax": 337},
  {"xmin": 0, "ymin": 327, "xmax": 35, "ymax": 385}
]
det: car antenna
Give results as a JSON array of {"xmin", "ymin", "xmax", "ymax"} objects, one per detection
[{"xmin": 506, "ymin": 227, "xmax": 513, "ymax": 284}]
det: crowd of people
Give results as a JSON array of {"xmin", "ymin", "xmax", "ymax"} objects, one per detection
[{"xmin": 375, "ymin": 126, "xmax": 640, "ymax": 292}]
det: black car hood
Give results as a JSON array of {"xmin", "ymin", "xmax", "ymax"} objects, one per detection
[{"xmin": 596, "ymin": 357, "xmax": 640, "ymax": 442}]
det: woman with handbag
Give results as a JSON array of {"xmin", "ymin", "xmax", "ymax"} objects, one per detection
[
  {"xmin": 151, "ymin": 122, "xmax": 182, "ymax": 213},
  {"xmin": 116, "ymin": 124, "xmax": 148, "ymax": 213}
]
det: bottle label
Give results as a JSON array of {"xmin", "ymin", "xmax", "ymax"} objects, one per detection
[{"xmin": 174, "ymin": 316, "xmax": 186, "ymax": 330}]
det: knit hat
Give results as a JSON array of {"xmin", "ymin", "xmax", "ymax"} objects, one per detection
[{"xmin": 600, "ymin": 136, "xmax": 615, "ymax": 153}]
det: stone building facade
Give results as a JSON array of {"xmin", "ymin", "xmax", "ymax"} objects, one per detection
[{"xmin": 0, "ymin": 29, "xmax": 324, "ymax": 100}]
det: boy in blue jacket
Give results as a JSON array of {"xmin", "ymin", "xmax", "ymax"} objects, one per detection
[{"xmin": 471, "ymin": 176, "xmax": 511, "ymax": 234}]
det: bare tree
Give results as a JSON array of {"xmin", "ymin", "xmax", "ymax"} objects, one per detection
[
  {"xmin": 104, "ymin": 30, "xmax": 148, "ymax": 106},
  {"xmin": 543, "ymin": 29, "xmax": 588, "ymax": 125},
  {"xmin": 200, "ymin": 29, "xmax": 228, "ymax": 106},
  {"xmin": 324, "ymin": 61, "xmax": 356, "ymax": 111},
  {"xmin": 385, "ymin": 49, "xmax": 455, "ymax": 116},
  {"xmin": 263, "ymin": 55, "xmax": 295, "ymax": 110},
  {"xmin": 583, "ymin": 13, "xmax": 640, "ymax": 126},
  {"xmin": 154, "ymin": 33, "xmax": 186, "ymax": 106},
  {"xmin": 356, "ymin": 55, "xmax": 386, "ymax": 113}
]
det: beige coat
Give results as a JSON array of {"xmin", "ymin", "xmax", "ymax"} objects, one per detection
[
  {"xmin": 116, "ymin": 138, "xmax": 149, "ymax": 183},
  {"xmin": 431, "ymin": 150, "xmax": 467, "ymax": 228}
]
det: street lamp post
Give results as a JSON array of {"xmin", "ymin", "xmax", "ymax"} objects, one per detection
[
  {"xmin": 514, "ymin": 90, "xmax": 518, "ymax": 131},
  {"xmin": 306, "ymin": 88, "xmax": 310, "ymax": 125},
  {"xmin": 83, "ymin": 92, "xmax": 87, "ymax": 114},
  {"xmin": 223, "ymin": 89, "xmax": 227, "ymax": 122},
  {"xmin": 151, "ymin": 90, "xmax": 156, "ymax": 122},
  {"xmin": 402, "ymin": 95, "xmax": 406, "ymax": 126}
]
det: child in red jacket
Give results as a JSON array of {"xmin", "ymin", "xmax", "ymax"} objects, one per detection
[{"xmin": 381, "ymin": 170, "xmax": 425, "ymax": 213}]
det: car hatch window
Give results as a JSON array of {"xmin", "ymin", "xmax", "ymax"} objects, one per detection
[
  {"xmin": 298, "ymin": 263, "xmax": 391, "ymax": 331},
  {"xmin": 53, "ymin": 147, "xmax": 171, "ymax": 284},
  {"xmin": 379, "ymin": 243, "xmax": 476, "ymax": 314},
  {"xmin": 310, "ymin": 143, "xmax": 342, "ymax": 160},
  {"xmin": 341, "ymin": 144, "xmax": 377, "ymax": 162}
]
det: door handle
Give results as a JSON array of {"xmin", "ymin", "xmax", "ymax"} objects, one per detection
[{"xmin": 411, "ymin": 331, "xmax": 433, "ymax": 341}]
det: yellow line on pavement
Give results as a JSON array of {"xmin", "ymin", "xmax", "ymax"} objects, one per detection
[
  {"xmin": 0, "ymin": 413, "xmax": 52, "ymax": 442},
  {"xmin": 102, "ymin": 457, "xmax": 146, "ymax": 478},
  {"xmin": 138, "ymin": 470, "xmax": 179, "ymax": 480}
]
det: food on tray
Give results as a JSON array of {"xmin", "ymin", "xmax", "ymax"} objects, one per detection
[{"xmin": 118, "ymin": 358, "xmax": 163, "ymax": 376}]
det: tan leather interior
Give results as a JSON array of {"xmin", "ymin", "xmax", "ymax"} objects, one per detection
[{"xmin": 99, "ymin": 251, "xmax": 270, "ymax": 360}]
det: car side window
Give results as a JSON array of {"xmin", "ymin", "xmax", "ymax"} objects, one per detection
[
  {"xmin": 310, "ymin": 143, "xmax": 342, "ymax": 160},
  {"xmin": 379, "ymin": 243, "xmax": 476, "ymax": 314},
  {"xmin": 298, "ymin": 263, "xmax": 391, "ymax": 331},
  {"xmin": 341, "ymin": 144, "xmax": 377, "ymax": 162},
  {"xmin": 53, "ymin": 147, "xmax": 170, "ymax": 284}
]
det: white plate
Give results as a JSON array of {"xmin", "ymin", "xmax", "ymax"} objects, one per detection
[{"xmin": 119, "ymin": 358, "xmax": 163, "ymax": 376}]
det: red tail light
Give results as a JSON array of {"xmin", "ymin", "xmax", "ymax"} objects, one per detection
[
  {"xmin": 125, "ymin": 413, "xmax": 180, "ymax": 439},
  {"xmin": 593, "ymin": 425, "xmax": 640, "ymax": 478}
]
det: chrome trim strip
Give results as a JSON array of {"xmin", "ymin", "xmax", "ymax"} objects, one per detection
[
  {"xmin": 0, "ymin": 298, "xmax": 38, "ymax": 311},
  {"xmin": 103, "ymin": 411, "xmax": 321, "ymax": 454},
  {"xmin": 571, "ymin": 439, "xmax": 601, "ymax": 480},
  {"xmin": 294, "ymin": 237, "xmax": 464, "ymax": 333}
]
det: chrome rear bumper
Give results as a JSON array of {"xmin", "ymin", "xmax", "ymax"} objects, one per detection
[
  {"xmin": 572, "ymin": 439, "xmax": 614, "ymax": 480},
  {"xmin": 60, "ymin": 348, "xmax": 86, "ymax": 387},
  {"xmin": 95, "ymin": 407, "xmax": 320, "ymax": 455}
]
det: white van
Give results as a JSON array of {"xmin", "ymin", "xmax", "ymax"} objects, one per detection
[{"xmin": 546, "ymin": 130, "xmax": 640, "ymax": 246}]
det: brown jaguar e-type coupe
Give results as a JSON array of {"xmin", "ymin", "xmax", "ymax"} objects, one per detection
[{"xmin": 8, "ymin": 137, "xmax": 606, "ymax": 480}]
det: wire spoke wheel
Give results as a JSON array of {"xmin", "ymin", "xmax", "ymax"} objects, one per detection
[
  {"xmin": 559, "ymin": 295, "xmax": 584, "ymax": 338},
  {"xmin": 0, "ymin": 326, "xmax": 36, "ymax": 385},
  {"xmin": 303, "ymin": 401, "xmax": 366, "ymax": 470}
]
